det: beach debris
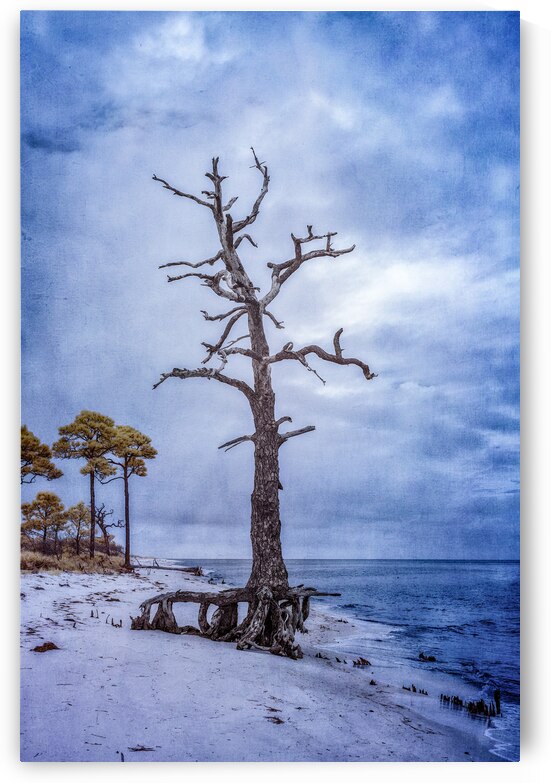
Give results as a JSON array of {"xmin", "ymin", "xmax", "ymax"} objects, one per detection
[
  {"xmin": 418, "ymin": 651, "xmax": 436, "ymax": 662},
  {"xmin": 403, "ymin": 684, "xmax": 428, "ymax": 695},
  {"xmin": 127, "ymin": 745, "xmax": 155, "ymax": 752},
  {"xmin": 32, "ymin": 642, "xmax": 59, "ymax": 653},
  {"xmin": 265, "ymin": 716, "xmax": 285, "ymax": 724},
  {"xmin": 440, "ymin": 693, "xmax": 500, "ymax": 717},
  {"xmin": 132, "ymin": 563, "xmax": 204, "ymax": 576},
  {"xmin": 353, "ymin": 657, "xmax": 371, "ymax": 667},
  {"xmin": 369, "ymin": 679, "xmax": 377, "ymax": 685}
]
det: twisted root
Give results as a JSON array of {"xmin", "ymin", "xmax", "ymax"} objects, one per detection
[{"xmin": 130, "ymin": 584, "xmax": 332, "ymax": 659}]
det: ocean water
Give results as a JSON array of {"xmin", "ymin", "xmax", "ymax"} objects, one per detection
[{"xmin": 176, "ymin": 558, "xmax": 520, "ymax": 761}]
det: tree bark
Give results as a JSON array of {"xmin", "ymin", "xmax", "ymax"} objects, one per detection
[
  {"xmin": 124, "ymin": 461, "xmax": 131, "ymax": 569},
  {"xmin": 89, "ymin": 472, "xmax": 96, "ymax": 559},
  {"xmin": 246, "ymin": 304, "xmax": 288, "ymax": 592}
]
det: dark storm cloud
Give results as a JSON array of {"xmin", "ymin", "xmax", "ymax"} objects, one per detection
[{"xmin": 20, "ymin": 11, "xmax": 519, "ymax": 559}]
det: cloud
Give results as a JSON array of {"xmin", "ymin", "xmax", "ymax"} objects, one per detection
[
  {"xmin": 22, "ymin": 130, "xmax": 81, "ymax": 154},
  {"xmin": 20, "ymin": 11, "xmax": 519, "ymax": 560}
]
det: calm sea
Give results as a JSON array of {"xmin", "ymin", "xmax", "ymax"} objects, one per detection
[{"xmin": 175, "ymin": 558, "xmax": 520, "ymax": 760}]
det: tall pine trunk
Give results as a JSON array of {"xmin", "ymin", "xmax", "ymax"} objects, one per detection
[
  {"xmin": 246, "ymin": 305, "xmax": 288, "ymax": 592},
  {"xmin": 89, "ymin": 472, "xmax": 96, "ymax": 559},
  {"xmin": 124, "ymin": 462, "xmax": 131, "ymax": 569}
]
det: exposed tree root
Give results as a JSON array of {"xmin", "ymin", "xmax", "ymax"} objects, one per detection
[{"xmin": 130, "ymin": 585, "xmax": 338, "ymax": 660}]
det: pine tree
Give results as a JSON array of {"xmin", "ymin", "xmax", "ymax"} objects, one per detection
[
  {"xmin": 65, "ymin": 501, "xmax": 91, "ymax": 556},
  {"xmin": 21, "ymin": 425, "xmax": 62, "ymax": 484},
  {"xmin": 21, "ymin": 491, "xmax": 66, "ymax": 554},
  {"xmin": 104, "ymin": 425, "xmax": 157, "ymax": 568},
  {"xmin": 53, "ymin": 411, "xmax": 116, "ymax": 558}
]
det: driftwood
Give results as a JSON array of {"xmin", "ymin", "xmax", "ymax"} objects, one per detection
[
  {"xmin": 131, "ymin": 585, "xmax": 339, "ymax": 660},
  {"xmin": 132, "ymin": 564, "xmax": 203, "ymax": 576}
]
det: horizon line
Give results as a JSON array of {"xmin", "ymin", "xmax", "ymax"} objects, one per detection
[{"xmin": 159, "ymin": 557, "xmax": 520, "ymax": 563}]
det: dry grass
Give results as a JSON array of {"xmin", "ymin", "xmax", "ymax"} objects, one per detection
[{"xmin": 20, "ymin": 550, "xmax": 127, "ymax": 574}]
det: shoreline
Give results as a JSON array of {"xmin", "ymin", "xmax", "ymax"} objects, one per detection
[{"xmin": 20, "ymin": 564, "xmax": 501, "ymax": 762}]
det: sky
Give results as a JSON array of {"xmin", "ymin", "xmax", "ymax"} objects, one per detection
[{"xmin": 20, "ymin": 11, "xmax": 519, "ymax": 560}]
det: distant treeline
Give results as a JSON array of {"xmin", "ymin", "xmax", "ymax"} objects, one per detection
[{"xmin": 21, "ymin": 411, "xmax": 156, "ymax": 568}]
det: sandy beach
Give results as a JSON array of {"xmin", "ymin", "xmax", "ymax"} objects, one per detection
[{"xmin": 20, "ymin": 564, "xmax": 499, "ymax": 762}]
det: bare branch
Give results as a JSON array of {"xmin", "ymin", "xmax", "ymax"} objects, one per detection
[
  {"xmin": 266, "ymin": 329, "xmax": 376, "ymax": 382},
  {"xmin": 104, "ymin": 519, "xmax": 125, "ymax": 530},
  {"xmin": 223, "ymin": 196, "xmax": 239, "ymax": 212},
  {"xmin": 152, "ymin": 174, "xmax": 212, "ymax": 209},
  {"xmin": 225, "ymin": 333, "xmax": 250, "ymax": 349},
  {"xmin": 279, "ymin": 426, "xmax": 316, "ymax": 444},
  {"xmin": 153, "ymin": 366, "xmax": 255, "ymax": 402},
  {"xmin": 201, "ymin": 310, "xmax": 247, "ymax": 364},
  {"xmin": 234, "ymin": 234, "xmax": 258, "ymax": 249},
  {"xmin": 265, "ymin": 310, "xmax": 285, "ymax": 329},
  {"xmin": 201, "ymin": 306, "xmax": 246, "ymax": 322},
  {"xmin": 167, "ymin": 269, "xmax": 244, "ymax": 302},
  {"xmin": 233, "ymin": 148, "xmax": 270, "ymax": 233},
  {"xmin": 218, "ymin": 434, "xmax": 255, "ymax": 452},
  {"xmin": 221, "ymin": 346, "xmax": 263, "ymax": 362},
  {"xmin": 166, "ymin": 271, "xmax": 213, "ymax": 284},
  {"xmin": 262, "ymin": 226, "xmax": 355, "ymax": 306},
  {"xmin": 274, "ymin": 416, "xmax": 293, "ymax": 428},
  {"xmin": 159, "ymin": 251, "xmax": 223, "ymax": 270},
  {"xmin": 269, "ymin": 342, "xmax": 326, "ymax": 385},
  {"xmin": 333, "ymin": 327, "xmax": 344, "ymax": 358}
]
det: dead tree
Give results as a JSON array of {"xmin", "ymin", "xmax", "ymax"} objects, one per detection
[
  {"xmin": 95, "ymin": 503, "xmax": 123, "ymax": 556},
  {"xmin": 132, "ymin": 150, "xmax": 376, "ymax": 658}
]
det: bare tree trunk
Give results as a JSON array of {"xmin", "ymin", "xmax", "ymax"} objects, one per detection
[
  {"xmin": 89, "ymin": 472, "xmax": 96, "ymax": 559},
  {"xmin": 101, "ymin": 526, "xmax": 111, "ymax": 556},
  {"xmin": 42, "ymin": 527, "xmax": 47, "ymax": 554},
  {"xmin": 145, "ymin": 152, "xmax": 375, "ymax": 658},
  {"xmin": 247, "ymin": 304, "xmax": 288, "ymax": 592},
  {"xmin": 124, "ymin": 462, "xmax": 131, "ymax": 569}
]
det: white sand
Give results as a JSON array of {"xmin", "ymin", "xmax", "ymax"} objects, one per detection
[{"xmin": 20, "ymin": 566, "xmax": 498, "ymax": 762}]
